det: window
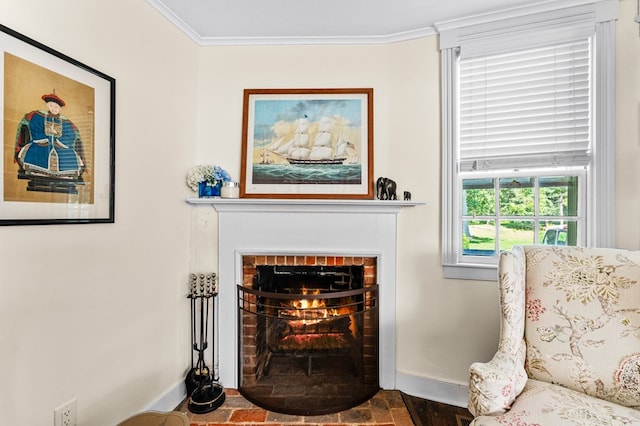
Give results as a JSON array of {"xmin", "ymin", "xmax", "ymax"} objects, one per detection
[
  {"xmin": 437, "ymin": 0, "xmax": 617, "ymax": 280},
  {"xmin": 461, "ymin": 171, "xmax": 584, "ymax": 263}
]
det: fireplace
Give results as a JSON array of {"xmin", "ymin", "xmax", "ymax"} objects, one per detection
[
  {"xmin": 188, "ymin": 199, "xmax": 418, "ymax": 411},
  {"xmin": 237, "ymin": 256, "xmax": 379, "ymax": 414}
]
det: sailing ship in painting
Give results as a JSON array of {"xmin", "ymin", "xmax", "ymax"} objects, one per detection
[{"xmin": 260, "ymin": 115, "xmax": 358, "ymax": 165}]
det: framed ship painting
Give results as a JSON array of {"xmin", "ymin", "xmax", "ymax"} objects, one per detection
[
  {"xmin": 0, "ymin": 24, "xmax": 115, "ymax": 225},
  {"xmin": 241, "ymin": 88, "xmax": 373, "ymax": 199}
]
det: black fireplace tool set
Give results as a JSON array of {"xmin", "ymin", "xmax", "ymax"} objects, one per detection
[{"xmin": 185, "ymin": 273, "xmax": 225, "ymax": 413}]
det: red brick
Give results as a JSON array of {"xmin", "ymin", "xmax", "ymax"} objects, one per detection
[{"xmin": 229, "ymin": 408, "xmax": 268, "ymax": 422}]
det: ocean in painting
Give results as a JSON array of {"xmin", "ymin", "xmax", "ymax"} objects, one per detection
[{"xmin": 252, "ymin": 163, "xmax": 361, "ymax": 185}]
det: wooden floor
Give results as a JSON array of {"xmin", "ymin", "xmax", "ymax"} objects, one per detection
[
  {"xmin": 177, "ymin": 388, "xmax": 473, "ymax": 425},
  {"xmin": 402, "ymin": 393, "xmax": 473, "ymax": 426}
]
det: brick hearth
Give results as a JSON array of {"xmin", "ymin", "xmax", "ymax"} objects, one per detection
[{"xmin": 178, "ymin": 388, "xmax": 413, "ymax": 425}]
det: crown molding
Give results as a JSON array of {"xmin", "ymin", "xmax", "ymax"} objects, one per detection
[
  {"xmin": 194, "ymin": 27, "xmax": 437, "ymax": 46},
  {"xmin": 147, "ymin": 0, "xmax": 436, "ymax": 46}
]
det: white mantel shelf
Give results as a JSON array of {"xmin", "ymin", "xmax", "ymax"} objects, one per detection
[{"xmin": 186, "ymin": 197, "xmax": 424, "ymax": 213}]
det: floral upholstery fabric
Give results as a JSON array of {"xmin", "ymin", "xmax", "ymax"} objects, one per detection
[
  {"xmin": 469, "ymin": 246, "xmax": 528, "ymax": 416},
  {"xmin": 469, "ymin": 246, "xmax": 640, "ymax": 424},
  {"xmin": 471, "ymin": 379, "xmax": 640, "ymax": 425}
]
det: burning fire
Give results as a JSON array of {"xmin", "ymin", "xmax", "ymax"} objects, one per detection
[{"xmin": 282, "ymin": 288, "xmax": 355, "ymax": 325}]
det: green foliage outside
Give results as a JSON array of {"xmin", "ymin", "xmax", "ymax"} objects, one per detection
[
  {"xmin": 463, "ymin": 178, "xmax": 576, "ymax": 251},
  {"xmin": 464, "ymin": 185, "xmax": 570, "ymax": 231}
]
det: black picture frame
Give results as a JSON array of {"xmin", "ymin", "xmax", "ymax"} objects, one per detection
[{"xmin": 0, "ymin": 24, "xmax": 115, "ymax": 225}]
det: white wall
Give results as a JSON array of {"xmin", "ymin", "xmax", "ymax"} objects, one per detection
[
  {"xmin": 0, "ymin": 1, "xmax": 200, "ymax": 425},
  {"xmin": 1, "ymin": 0, "xmax": 638, "ymax": 424}
]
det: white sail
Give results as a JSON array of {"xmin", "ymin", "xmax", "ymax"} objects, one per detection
[
  {"xmin": 334, "ymin": 140, "xmax": 347, "ymax": 158},
  {"xmin": 265, "ymin": 136, "xmax": 285, "ymax": 151},
  {"xmin": 281, "ymin": 115, "xmax": 349, "ymax": 164},
  {"xmin": 288, "ymin": 147, "xmax": 311, "ymax": 159},
  {"xmin": 309, "ymin": 146, "xmax": 334, "ymax": 160},
  {"xmin": 317, "ymin": 116, "xmax": 333, "ymax": 132},
  {"xmin": 276, "ymin": 139, "xmax": 294, "ymax": 154},
  {"xmin": 296, "ymin": 117, "xmax": 310, "ymax": 133},
  {"xmin": 259, "ymin": 149, "xmax": 274, "ymax": 164},
  {"xmin": 291, "ymin": 132, "xmax": 309, "ymax": 147},
  {"xmin": 313, "ymin": 131, "xmax": 332, "ymax": 147},
  {"xmin": 306, "ymin": 116, "xmax": 334, "ymax": 160},
  {"xmin": 291, "ymin": 116, "xmax": 310, "ymax": 148}
]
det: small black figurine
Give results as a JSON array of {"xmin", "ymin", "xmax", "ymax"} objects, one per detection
[
  {"xmin": 376, "ymin": 177, "xmax": 397, "ymax": 200},
  {"xmin": 403, "ymin": 191, "xmax": 411, "ymax": 201}
]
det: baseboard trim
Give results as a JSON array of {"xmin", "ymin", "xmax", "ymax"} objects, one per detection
[
  {"xmin": 144, "ymin": 379, "xmax": 187, "ymax": 412},
  {"xmin": 147, "ymin": 371, "xmax": 470, "ymax": 411},
  {"xmin": 395, "ymin": 371, "xmax": 469, "ymax": 408}
]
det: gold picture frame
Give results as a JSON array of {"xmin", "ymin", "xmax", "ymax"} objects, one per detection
[{"xmin": 240, "ymin": 88, "xmax": 373, "ymax": 199}]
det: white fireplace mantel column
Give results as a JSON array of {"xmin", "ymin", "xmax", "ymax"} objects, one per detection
[{"xmin": 187, "ymin": 198, "xmax": 423, "ymax": 389}]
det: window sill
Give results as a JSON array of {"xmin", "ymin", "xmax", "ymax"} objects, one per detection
[{"xmin": 443, "ymin": 264, "xmax": 498, "ymax": 281}]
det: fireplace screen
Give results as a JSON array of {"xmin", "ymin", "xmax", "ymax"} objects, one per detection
[{"xmin": 237, "ymin": 264, "xmax": 379, "ymax": 415}]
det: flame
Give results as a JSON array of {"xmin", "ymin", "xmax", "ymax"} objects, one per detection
[{"xmin": 281, "ymin": 288, "xmax": 355, "ymax": 325}]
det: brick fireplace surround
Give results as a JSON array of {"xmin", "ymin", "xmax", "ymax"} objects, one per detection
[
  {"xmin": 239, "ymin": 254, "xmax": 378, "ymax": 375},
  {"xmin": 238, "ymin": 254, "xmax": 379, "ymax": 414}
]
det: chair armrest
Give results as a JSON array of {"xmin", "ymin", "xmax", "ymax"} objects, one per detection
[
  {"xmin": 468, "ymin": 342, "xmax": 527, "ymax": 417},
  {"xmin": 468, "ymin": 246, "xmax": 528, "ymax": 417}
]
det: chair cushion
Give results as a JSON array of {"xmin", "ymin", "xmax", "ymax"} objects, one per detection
[
  {"xmin": 523, "ymin": 246, "xmax": 640, "ymax": 408},
  {"xmin": 471, "ymin": 379, "xmax": 640, "ymax": 425}
]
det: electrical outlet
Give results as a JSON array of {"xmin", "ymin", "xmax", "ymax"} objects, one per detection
[{"xmin": 54, "ymin": 398, "xmax": 77, "ymax": 426}]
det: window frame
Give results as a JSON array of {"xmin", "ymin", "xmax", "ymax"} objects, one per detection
[
  {"xmin": 456, "ymin": 167, "xmax": 587, "ymax": 267},
  {"xmin": 437, "ymin": 0, "xmax": 617, "ymax": 281}
]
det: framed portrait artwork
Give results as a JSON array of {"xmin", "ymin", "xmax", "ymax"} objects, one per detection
[
  {"xmin": 240, "ymin": 88, "xmax": 373, "ymax": 199},
  {"xmin": 0, "ymin": 24, "xmax": 115, "ymax": 225}
]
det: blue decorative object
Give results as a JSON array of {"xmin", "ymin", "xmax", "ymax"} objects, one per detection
[
  {"xmin": 210, "ymin": 181, "xmax": 221, "ymax": 197},
  {"xmin": 188, "ymin": 165, "xmax": 233, "ymax": 197},
  {"xmin": 198, "ymin": 181, "xmax": 222, "ymax": 198}
]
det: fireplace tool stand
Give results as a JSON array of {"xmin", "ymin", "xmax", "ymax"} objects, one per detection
[{"xmin": 186, "ymin": 273, "xmax": 225, "ymax": 413}]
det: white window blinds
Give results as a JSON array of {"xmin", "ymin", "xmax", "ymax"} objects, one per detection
[{"xmin": 458, "ymin": 39, "xmax": 592, "ymax": 172}]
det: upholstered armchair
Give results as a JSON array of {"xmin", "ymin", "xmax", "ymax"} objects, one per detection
[{"xmin": 469, "ymin": 245, "xmax": 640, "ymax": 425}]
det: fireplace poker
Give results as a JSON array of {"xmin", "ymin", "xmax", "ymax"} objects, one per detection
[{"xmin": 187, "ymin": 272, "xmax": 225, "ymax": 413}]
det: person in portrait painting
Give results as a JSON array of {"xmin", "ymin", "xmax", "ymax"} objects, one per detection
[{"xmin": 14, "ymin": 91, "xmax": 85, "ymax": 193}]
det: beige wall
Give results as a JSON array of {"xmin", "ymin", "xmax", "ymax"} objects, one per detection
[
  {"xmin": 0, "ymin": 0, "xmax": 638, "ymax": 424},
  {"xmin": 616, "ymin": 0, "xmax": 640, "ymax": 249},
  {"xmin": 0, "ymin": 1, "xmax": 200, "ymax": 425}
]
